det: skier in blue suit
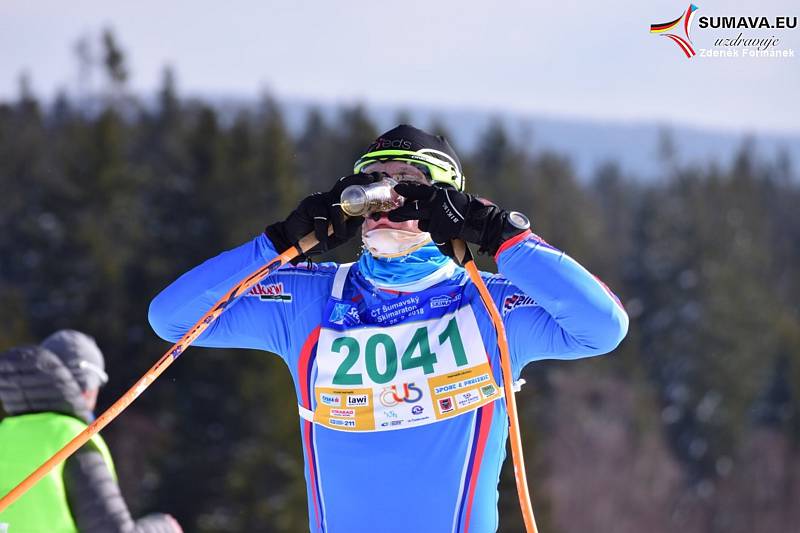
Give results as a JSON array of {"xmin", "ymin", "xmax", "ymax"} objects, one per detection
[{"xmin": 149, "ymin": 125, "xmax": 629, "ymax": 533}]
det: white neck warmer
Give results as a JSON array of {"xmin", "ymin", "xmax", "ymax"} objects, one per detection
[{"xmin": 362, "ymin": 228, "xmax": 432, "ymax": 258}]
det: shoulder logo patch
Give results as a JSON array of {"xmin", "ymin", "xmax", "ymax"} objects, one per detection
[
  {"xmin": 246, "ymin": 282, "xmax": 292, "ymax": 302},
  {"xmin": 502, "ymin": 293, "xmax": 537, "ymax": 316}
]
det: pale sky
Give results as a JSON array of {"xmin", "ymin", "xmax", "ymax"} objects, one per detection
[{"xmin": 1, "ymin": 0, "xmax": 798, "ymax": 134}]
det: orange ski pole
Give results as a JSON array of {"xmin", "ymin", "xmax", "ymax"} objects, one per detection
[
  {"xmin": 453, "ymin": 240, "xmax": 540, "ymax": 533},
  {"xmin": 0, "ymin": 232, "xmax": 320, "ymax": 514}
]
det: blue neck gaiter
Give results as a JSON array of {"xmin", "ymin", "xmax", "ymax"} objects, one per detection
[{"xmin": 357, "ymin": 243, "xmax": 452, "ymax": 288}]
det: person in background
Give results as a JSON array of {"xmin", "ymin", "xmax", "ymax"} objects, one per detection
[{"xmin": 0, "ymin": 330, "xmax": 181, "ymax": 533}]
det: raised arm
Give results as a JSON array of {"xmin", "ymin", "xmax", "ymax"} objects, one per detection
[
  {"xmin": 386, "ymin": 181, "xmax": 628, "ymax": 375},
  {"xmin": 148, "ymin": 234, "xmax": 300, "ymax": 356},
  {"xmin": 492, "ymin": 232, "xmax": 629, "ymax": 374},
  {"xmin": 148, "ymin": 233, "xmax": 345, "ymax": 359},
  {"xmin": 148, "ymin": 174, "xmax": 379, "ymax": 357}
]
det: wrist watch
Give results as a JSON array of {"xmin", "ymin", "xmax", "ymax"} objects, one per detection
[{"xmin": 505, "ymin": 211, "xmax": 530, "ymax": 231}]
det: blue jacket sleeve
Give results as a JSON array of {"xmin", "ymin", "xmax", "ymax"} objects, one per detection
[
  {"xmin": 491, "ymin": 232, "xmax": 629, "ymax": 374},
  {"xmin": 148, "ymin": 234, "xmax": 334, "ymax": 359}
]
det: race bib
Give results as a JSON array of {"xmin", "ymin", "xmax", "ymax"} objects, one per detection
[{"xmin": 312, "ymin": 304, "xmax": 502, "ymax": 432}]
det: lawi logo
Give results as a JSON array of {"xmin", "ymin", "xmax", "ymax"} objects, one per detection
[{"xmin": 650, "ymin": 4, "xmax": 700, "ymax": 58}]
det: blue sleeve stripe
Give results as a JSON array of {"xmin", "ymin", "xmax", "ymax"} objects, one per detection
[{"xmin": 531, "ymin": 243, "xmax": 627, "ymax": 314}]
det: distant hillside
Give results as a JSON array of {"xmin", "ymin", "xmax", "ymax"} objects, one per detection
[{"xmin": 225, "ymin": 97, "xmax": 798, "ymax": 182}]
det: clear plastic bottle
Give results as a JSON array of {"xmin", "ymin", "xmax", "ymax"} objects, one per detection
[{"xmin": 338, "ymin": 177, "xmax": 404, "ymax": 217}]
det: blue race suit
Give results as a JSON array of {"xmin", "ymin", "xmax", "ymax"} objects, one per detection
[{"xmin": 148, "ymin": 230, "xmax": 628, "ymax": 533}]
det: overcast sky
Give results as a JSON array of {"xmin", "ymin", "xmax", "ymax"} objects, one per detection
[{"xmin": 1, "ymin": 0, "xmax": 798, "ymax": 134}]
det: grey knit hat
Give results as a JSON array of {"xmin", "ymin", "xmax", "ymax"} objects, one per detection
[{"xmin": 40, "ymin": 330, "xmax": 108, "ymax": 391}]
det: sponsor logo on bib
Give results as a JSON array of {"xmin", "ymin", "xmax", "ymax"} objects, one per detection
[
  {"xmin": 456, "ymin": 390, "xmax": 481, "ymax": 408},
  {"xmin": 379, "ymin": 382, "xmax": 423, "ymax": 407},
  {"xmin": 347, "ymin": 394, "xmax": 369, "ymax": 407},
  {"xmin": 330, "ymin": 418, "xmax": 356, "ymax": 428},
  {"xmin": 320, "ymin": 393, "xmax": 341, "ymax": 406},
  {"xmin": 480, "ymin": 384, "xmax": 498, "ymax": 399},
  {"xmin": 438, "ymin": 397, "xmax": 455, "ymax": 414}
]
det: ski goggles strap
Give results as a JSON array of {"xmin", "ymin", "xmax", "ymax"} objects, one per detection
[{"xmin": 353, "ymin": 149, "xmax": 465, "ymax": 191}]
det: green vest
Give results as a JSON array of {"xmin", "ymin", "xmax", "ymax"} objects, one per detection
[{"xmin": 0, "ymin": 413, "xmax": 115, "ymax": 533}]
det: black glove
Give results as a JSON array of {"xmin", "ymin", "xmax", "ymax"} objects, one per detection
[
  {"xmin": 388, "ymin": 182, "xmax": 528, "ymax": 257},
  {"xmin": 265, "ymin": 173, "xmax": 382, "ymax": 259}
]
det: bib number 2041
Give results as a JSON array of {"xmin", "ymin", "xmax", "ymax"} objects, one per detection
[{"xmin": 331, "ymin": 317, "xmax": 468, "ymax": 385}]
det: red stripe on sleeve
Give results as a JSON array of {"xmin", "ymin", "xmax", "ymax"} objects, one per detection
[{"xmin": 494, "ymin": 230, "xmax": 533, "ymax": 262}]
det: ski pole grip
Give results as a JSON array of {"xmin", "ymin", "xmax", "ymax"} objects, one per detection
[
  {"xmin": 295, "ymin": 225, "xmax": 337, "ymax": 255},
  {"xmin": 451, "ymin": 239, "xmax": 471, "ymax": 266}
]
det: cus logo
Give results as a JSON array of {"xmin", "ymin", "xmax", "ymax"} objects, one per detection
[{"xmin": 379, "ymin": 383, "xmax": 423, "ymax": 407}]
